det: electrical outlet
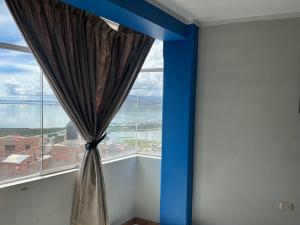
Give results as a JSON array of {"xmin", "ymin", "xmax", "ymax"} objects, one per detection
[{"xmin": 279, "ymin": 202, "xmax": 293, "ymax": 211}]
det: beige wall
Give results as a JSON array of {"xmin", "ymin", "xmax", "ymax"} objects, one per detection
[{"xmin": 193, "ymin": 18, "xmax": 300, "ymax": 225}]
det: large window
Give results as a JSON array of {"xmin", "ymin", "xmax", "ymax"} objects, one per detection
[{"xmin": 0, "ymin": 2, "xmax": 163, "ymax": 183}]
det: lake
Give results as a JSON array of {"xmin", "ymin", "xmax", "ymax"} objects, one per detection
[{"xmin": 0, "ymin": 100, "xmax": 162, "ymax": 142}]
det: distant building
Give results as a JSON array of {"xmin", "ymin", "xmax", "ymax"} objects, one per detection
[
  {"xmin": 66, "ymin": 121, "xmax": 78, "ymax": 140},
  {"xmin": 0, "ymin": 132, "xmax": 82, "ymax": 180},
  {"xmin": 0, "ymin": 135, "xmax": 40, "ymax": 158},
  {"xmin": 65, "ymin": 121, "xmax": 79, "ymax": 146}
]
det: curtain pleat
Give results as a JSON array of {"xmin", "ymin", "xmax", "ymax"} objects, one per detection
[{"xmin": 5, "ymin": 0, "xmax": 154, "ymax": 224}]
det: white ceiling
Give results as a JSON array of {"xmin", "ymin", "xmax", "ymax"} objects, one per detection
[{"xmin": 147, "ymin": 0, "xmax": 300, "ymax": 26}]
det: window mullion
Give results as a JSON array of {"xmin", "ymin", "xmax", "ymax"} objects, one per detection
[{"xmin": 40, "ymin": 70, "xmax": 44, "ymax": 175}]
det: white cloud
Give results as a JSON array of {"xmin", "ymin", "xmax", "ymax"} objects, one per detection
[
  {"xmin": 131, "ymin": 72, "xmax": 163, "ymax": 97},
  {"xmin": 143, "ymin": 40, "xmax": 163, "ymax": 69},
  {"xmin": 0, "ymin": 76, "xmax": 41, "ymax": 98},
  {"xmin": 0, "ymin": 48, "xmax": 41, "ymax": 98},
  {"xmin": 0, "ymin": 6, "xmax": 164, "ymax": 99}
]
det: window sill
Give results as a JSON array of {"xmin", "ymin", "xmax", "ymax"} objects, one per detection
[{"xmin": 0, "ymin": 153, "xmax": 161, "ymax": 189}]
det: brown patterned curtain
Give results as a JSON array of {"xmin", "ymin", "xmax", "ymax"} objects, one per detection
[{"xmin": 5, "ymin": 0, "xmax": 154, "ymax": 224}]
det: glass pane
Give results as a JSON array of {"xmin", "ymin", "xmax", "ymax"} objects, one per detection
[
  {"xmin": 142, "ymin": 40, "xmax": 163, "ymax": 69},
  {"xmin": 132, "ymin": 72, "xmax": 163, "ymax": 156},
  {"xmin": 0, "ymin": 2, "xmax": 28, "ymax": 46},
  {"xmin": 102, "ymin": 44, "xmax": 163, "ymax": 159},
  {"xmin": 42, "ymin": 76, "xmax": 84, "ymax": 172},
  {"xmin": 0, "ymin": 49, "xmax": 41, "ymax": 182},
  {"xmin": 101, "ymin": 96, "xmax": 138, "ymax": 160}
]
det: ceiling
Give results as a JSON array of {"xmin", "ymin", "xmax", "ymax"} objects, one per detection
[{"xmin": 147, "ymin": 0, "xmax": 300, "ymax": 26}]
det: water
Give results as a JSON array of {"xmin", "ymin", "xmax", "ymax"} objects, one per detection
[{"xmin": 0, "ymin": 100, "xmax": 162, "ymax": 142}]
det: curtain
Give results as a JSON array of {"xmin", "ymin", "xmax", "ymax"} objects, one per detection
[{"xmin": 5, "ymin": 0, "xmax": 154, "ymax": 224}]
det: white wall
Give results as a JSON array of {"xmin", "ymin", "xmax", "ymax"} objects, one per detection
[
  {"xmin": 193, "ymin": 18, "xmax": 300, "ymax": 225},
  {"xmin": 0, "ymin": 157, "xmax": 161, "ymax": 225},
  {"xmin": 105, "ymin": 157, "xmax": 137, "ymax": 225},
  {"xmin": 0, "ymin": 170, "xmax": 77, "ymax": 225},
  {"xmin": 134, "ymin": 157, "xmax": 161, "ymax": 222}
]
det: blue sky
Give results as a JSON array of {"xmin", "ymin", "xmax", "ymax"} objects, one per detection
[
  {"xmin": 0, "ymin": 1, "xmax": 27, "ymax": 46},
  {"xmin": 0, "ymin": 1, "xmax": 163, "ymax": 100}
]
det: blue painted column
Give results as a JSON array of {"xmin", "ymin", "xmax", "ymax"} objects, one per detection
[{"xmin": 160, "ymin": 24, "xmax": 199, "ymax": 225}]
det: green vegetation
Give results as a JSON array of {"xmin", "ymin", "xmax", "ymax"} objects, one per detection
[
  {"xmin": 0, "ymin": 122, "xmax": 161, "ymax": 138},
  {"xmin": 123, "ymin": 139, "xmax": 160, "ymax": 148},
  {"xmin": 107, "ymin": 123, "xmax": 161, "ymax": 132},
  {"xmin": 0, "ymin": 124, "xmax": 161, "ymax": 146},
  {"xmin": 51, "ymin": 134, "xmax": 65, "ymax": 144},
  {"xmin": 0, "ymin": 128, "xmax": 64, "ymax": 137}
]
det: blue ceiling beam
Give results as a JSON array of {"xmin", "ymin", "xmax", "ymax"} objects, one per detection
[{"xmin": 60, "ymin": 0, "xmax": 187, "ymax": 40}]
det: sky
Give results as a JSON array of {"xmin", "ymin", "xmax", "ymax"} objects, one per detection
[{"xmin": 0, "ymin": 1, "xmax": 163, "ymax": 100}]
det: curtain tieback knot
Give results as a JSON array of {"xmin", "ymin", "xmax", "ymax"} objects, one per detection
[{"xmin": 85, "ymin": 133, "xmax": 107, "ymax": 151}]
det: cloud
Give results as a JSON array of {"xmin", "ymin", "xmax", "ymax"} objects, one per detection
[
  {"xmin": 0, "ymin": 48, "xmax": 41, "ymax": 99},
  {"xmin": 131, "ymin": 71, "xmax": 163, "ymax": 97},
  {"xmin": 143, "ymin": 41, "xmax": 163, "ymax": 69},
  {"xmin": 1, "ymin": 78, "xmax": 19, "ymax": 96},
  {"xmin": 0, "ymin": 45, "xmax": 163, "ymax": 99},
  {"xmin": 0, "ymin": 76, "xmax": 41, "ymax": 98},
  {"xmin": 128, "ymin": 40, "xmax": 163, "ymax": 97},
  {"xmin": 0, "ymin": 8, "xmax": 163, "ymax": 99}
]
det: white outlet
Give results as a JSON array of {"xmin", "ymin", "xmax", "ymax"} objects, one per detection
[{"xmin": 279, "ymin": 202, "xmax": 293, "ymax": 211}]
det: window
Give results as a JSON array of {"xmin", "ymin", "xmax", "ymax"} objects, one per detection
[
  {"xmin": 0, "ymin": 47, "xmax": 42, "ymax": 182},
  {"xmin": 101, "ymin": 41, "xmax": 163, "ymax": 158},
  {"xmin": 0, "ymin": 2, "xmax": 163, "ymax": 183}
]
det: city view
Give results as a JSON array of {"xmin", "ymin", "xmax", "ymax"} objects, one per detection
[{"xmin": 0, "ymin": 2, "xmax": 163, "ymax": 182}]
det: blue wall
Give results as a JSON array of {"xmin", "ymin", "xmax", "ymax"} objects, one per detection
[{"xmin": 161, "ymin": 25, "xmax": 198, "ymax": 225}]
